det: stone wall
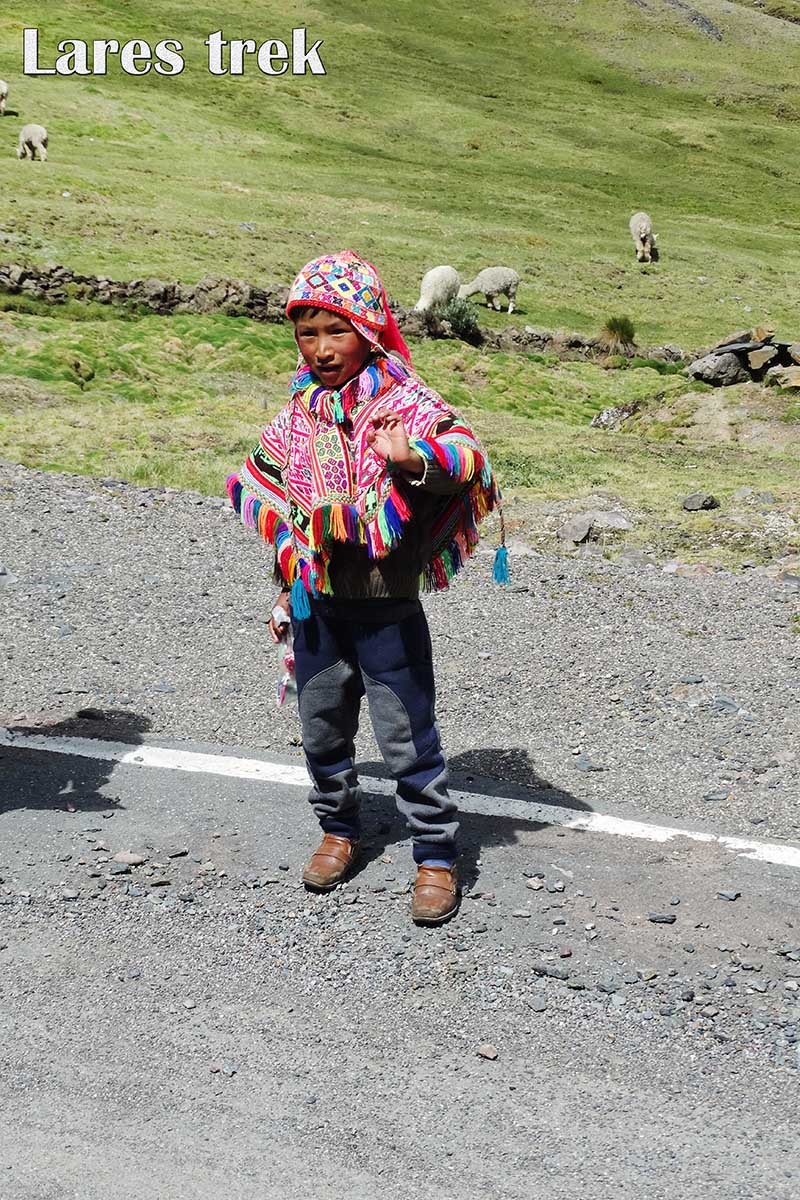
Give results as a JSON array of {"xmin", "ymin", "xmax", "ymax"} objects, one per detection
[
  {"xmin": 0, "ymin": 261, "xmax": 685, "ymax": 363},
  {"xmin": 0, "ymin": 261, "xmax": 289, "ymax": 321}
]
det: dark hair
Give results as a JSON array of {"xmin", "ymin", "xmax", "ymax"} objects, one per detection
[{"xmin": 291, "ymin": 306, "xmax": 356, "ymax": 325}]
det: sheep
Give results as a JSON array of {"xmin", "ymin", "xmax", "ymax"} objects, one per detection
[
  {"xmin": 16, "ymin": 123, "xmax": 48, "ymax": 162},
  {"xmin": 414, "ymin": 265, "xmax": 460, "ymax": 312},
  {"xmin": 458, "ymin": 266, "xmax": 520, "ymax": 313},
  {"xmin": 629, "ymin": 211, "xmax": 657, "ymax": 263},
  {"xmin": 0, "ymin": 81, "xmax": 7, "ymax": 117}
]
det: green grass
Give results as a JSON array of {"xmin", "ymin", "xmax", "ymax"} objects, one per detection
[
  {"xmin": 1, "ymin": 1, "xmax": 799, "ymax": 563},
  {"xmin": 1, "ymin": 306, "xmax": 797, "ymax": 568},
  {"xmin": 1, "ymin": 1, "xmax": 800, "ymax": 344}
]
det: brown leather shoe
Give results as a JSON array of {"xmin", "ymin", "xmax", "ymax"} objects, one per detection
[
  {"xmin": 302, "ymin": 834, "xmax": 360, "ymax": 891},
  {"xmin": 412, "ymin": 864, "xmax": 460, "ymax": 925}
]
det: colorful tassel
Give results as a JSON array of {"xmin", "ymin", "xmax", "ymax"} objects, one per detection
[
  {"xmin": 290, "ymin": 575, "xmax": 311, "ymax": 620},
  {"xmin": 432, "ymin": 558, "xmax": 448, "ymax": 590},
  {"xmin": 382, "ymin": 494, "xmax": 405, "ymax": 543},
  {"xmin": 301, "ymin": 560, "xmax": 320, "ymax": 598},
  {"xmin": 313, "ymin": 553, "xmax": 330, "ymax": 595},
  {"xmin": 329, "ymin": 504, "xmax": 347, "ymax": 541},
  {"xmin": 332, "ymin": 391, "xmax": 345, "ymax": 424},
  {"xmin": 493, "ymin": 544, "xmax": 509, "ymax": 584},
  {"xmin": 390, "ymin": 485, "xmax": 412, "ymax": 521},
  {"xmin": 226, "ymin": 475, "xmax": 242, "ymax": 510},
  {"xmin": 310, "ymin": 507, "xmax": 323, "ymax": 550},
  {"xmin": 376, "ymin": 504, "xmax": 391, "ymax": 549}
]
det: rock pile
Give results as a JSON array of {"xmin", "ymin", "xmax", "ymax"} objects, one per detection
[
  {"xmin": 686, "ymin": 327, "xmax": 800, "ymax": 388},
  {"xmin": 557, "ymin": 509, "xmax": 634, "ymax": 543}
]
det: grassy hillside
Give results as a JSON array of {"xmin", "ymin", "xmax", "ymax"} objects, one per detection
[
  {"xmin": 1, "ymin": 0, "xmax": 798, "ymax": 564},
  {"xmin": 0, "ymin": 303, "xmax": 693, "ymax": 492},
  {"xmin": 1, "ymin": 301, "xmax": 797, "ymax": 566},
  {"xmin": 1, "ymin": 0, "xmax": 800, "ymax": 342}
]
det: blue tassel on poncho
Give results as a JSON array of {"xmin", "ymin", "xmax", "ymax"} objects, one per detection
[{"xmin": 493, "ymin": 545, "xmax": 509, "ymax": 585}]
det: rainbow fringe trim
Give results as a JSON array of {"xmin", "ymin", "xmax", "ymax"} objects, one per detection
[
  {"xmin": 308, "ymin": 483, "xmax": 412, "ymax": 560},
  {"xmin": 408, "ymin": 437, "xmax": 485, "ymax": 483},
  {"xmin": 226, "ymin": 475, "xmax": 320, "ymax": 605},
  {"xmin": 227, "ymin": 431, "xmax": 507, "ymax": 602},
  {"xmin": 227, "ymin": 473, "xmax": 416, "ymax": 597}
]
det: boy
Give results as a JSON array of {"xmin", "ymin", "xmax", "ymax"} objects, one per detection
[{"xmin": 227, "ymin": 250, "xmax": 505, "ymax": 924}]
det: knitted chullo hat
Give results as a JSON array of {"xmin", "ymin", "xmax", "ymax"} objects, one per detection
[{"xmin": 286, "ymin": 249, "xmax": 412, "ymax": 365}]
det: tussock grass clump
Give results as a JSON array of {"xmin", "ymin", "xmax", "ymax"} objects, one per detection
[
  {"xmin": 0, "ymin": 294, "xmax": 146, "ymax": 322},
  {"xmin": 599, "ymin": 315, "xmax": 637, "ymax": 356}
]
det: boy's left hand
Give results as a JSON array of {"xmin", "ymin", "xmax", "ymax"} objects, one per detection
[{"xmin": 366, "ymin": 409, "xmax": 423, "ymax": 474}]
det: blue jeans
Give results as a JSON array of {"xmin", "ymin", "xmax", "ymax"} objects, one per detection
[{"xmin": 292, "ymin": 598, "xmax": 457, "ymax": 863}]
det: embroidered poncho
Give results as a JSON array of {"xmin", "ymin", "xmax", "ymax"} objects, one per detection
[{"xmin": 227, "ymin": 351, "xmax": 504, "ymax": 604}]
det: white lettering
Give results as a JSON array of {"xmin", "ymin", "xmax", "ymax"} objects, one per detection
[
  {"xmin": 120, "ymin": 39, "xmax": 152, "ymax": 75},
  {"xmin": 229, "ymin": 38, "xmax": 256, "ymax": 75},
  {"xmin": 92, "ymin": 40, "xmax": 119, "ymax": 75},
  {"xmin": 22, "ymin": 28, "xmax": 55, "ymax": 75},
  {"xmin": 22, "ymin": 27, "xmax": 326, "ymax": 81},
  {"xmin": 154, "ymin": 39, "xmax": 184, "ymax": 76},
  {"xmin": 205, "ymin": 30, "xmax": 227, "ymax": 75},
  {"xmin": 56, "ymin": 39, "xmax": 91, "ymax": 76},
  {"xmin": 257, "ymin": 39, "xmax": 288, "ymax": 76},
  {"xmin": 291, "ymin": 28, "xmax": 325, "ymax": 76}
]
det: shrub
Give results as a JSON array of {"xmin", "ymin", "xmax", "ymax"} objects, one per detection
[{"xmin": 436, "ymin": 298, "xmax": 483, "ymax": 346}]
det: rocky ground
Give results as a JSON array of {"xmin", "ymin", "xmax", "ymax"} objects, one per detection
[
  {"xmin": 2, "ymin": 462, "xmax": 799, "ymax": 839},
  {"xmin": 1, "ymin": 461, "xmax": 800, "ymax": 1198}
]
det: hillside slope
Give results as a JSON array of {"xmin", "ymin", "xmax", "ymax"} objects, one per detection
[{"xmin": 1, "ymin": 0, "xmax": 800, "ymax": 342}]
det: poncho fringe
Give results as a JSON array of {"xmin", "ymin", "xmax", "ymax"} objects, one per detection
[{"xmin": 226, "ymin": 459, "xmax": 499, "ymax": 596}]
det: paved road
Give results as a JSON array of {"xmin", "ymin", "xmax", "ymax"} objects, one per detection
[{"xmin": 1, "ymin": 734, "xmax": 798, "ymax": 1199}]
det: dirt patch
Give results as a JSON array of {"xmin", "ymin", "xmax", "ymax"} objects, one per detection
[
  {"xmin": 634, "ymin": 383, "xmax": 800, "ymax": 450},
  {"xmin": 0, "ymin": 375, "xmax": 66, "ymax": 410}
]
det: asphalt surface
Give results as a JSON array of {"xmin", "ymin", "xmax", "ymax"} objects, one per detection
[{"xmin": 1, "ymin": 734, "xmax": 799, "ymax": 1199}]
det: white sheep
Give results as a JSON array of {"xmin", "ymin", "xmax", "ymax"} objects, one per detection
[
  {"xmin": 458, "ymin": 266, "xmax": 520, "ymax": 313},
  {"xmin": 414, "ymin": 265, "xmax": 460, "ymax": 312},
  {"xmin": 0, "ymin": 81, "xmax": 7, "ymax": 117},
  {"xmin": 629, "ymin": 211, "xmax": 656, "ymax": 262},
  {"xmin": 16, "ymin": 123, "xmax": 48, "ymax": 162}
]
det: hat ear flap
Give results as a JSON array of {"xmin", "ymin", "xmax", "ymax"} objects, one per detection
[{"xmin": 378, "ymin": 287, "xmax": 412, "ymax": 365}]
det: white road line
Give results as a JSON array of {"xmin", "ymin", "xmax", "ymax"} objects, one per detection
[
  {"xmin": 3, "ymin": 729, "xmax": 800, "ymax": 871},
  {"xmin": 0, "ymin": 731, "xmax": 309, "ymax": 786}
]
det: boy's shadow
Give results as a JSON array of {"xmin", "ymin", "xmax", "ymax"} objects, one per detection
[
  {"xmin": 0, "ymin": 709, "xmax": 151, "ymax": 815},
  {"xmin": 351, "ymin": 747, "xmax": 592, "ymax": 891}
]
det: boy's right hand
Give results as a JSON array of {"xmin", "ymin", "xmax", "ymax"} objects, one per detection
[{"xmin": 269, "ymin": 590, "xmax": 291, "ymax": 643}]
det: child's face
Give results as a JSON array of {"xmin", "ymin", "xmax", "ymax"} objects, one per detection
[{"xmin": 293, "ymin": 309, "xmax": 372, "ymax": 389}]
